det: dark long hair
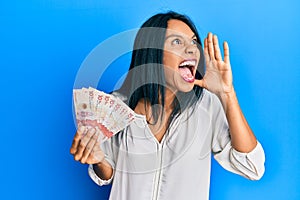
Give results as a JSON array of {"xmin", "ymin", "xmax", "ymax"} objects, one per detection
[{"xmin": 117, "ymin": 11, "xmax": 204, "ymax": 125}]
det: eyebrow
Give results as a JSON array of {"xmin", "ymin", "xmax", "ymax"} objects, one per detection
[{"xmin": 165, "ymin": 34, "xmax": 197, "ymax": 40}]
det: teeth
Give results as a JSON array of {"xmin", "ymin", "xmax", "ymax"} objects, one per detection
[{"xmin": 179, "ymin": 60, "xmax": 196, "ymax": 67}]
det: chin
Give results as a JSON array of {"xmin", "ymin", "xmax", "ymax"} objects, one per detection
[
  {"xmin": 165, "ymin": 74, "xmax": 195, "ymax": 93},
  {"xmin": 176, "ymin": 80, "xmax": 195, "ymax": 93},
  {"xmin": 178, "ymin": 85, "xmax": 194, "ymax": 93}
]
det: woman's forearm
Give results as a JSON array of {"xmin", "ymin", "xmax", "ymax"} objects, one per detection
[
  {"xmin": 93, "ymin": 160, "xmax": 114, "ymax": 180},
  {"xmin": 219, "ymin": 88, "xmax": 257, "ymax": 153}
]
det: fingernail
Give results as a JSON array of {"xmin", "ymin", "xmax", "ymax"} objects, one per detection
[
  {"xmin": 74, "ymin": 155, "xmax": 80, "ymax": 161},
  {"xmin": 70, "ymin": 148, "xmax": 75, "ymax": 154}
]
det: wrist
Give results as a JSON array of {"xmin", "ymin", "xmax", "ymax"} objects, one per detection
[
  {"xmin": 93, "ymin": 159, "xmax": 112, "ymax": 170},
  {"xmin": 217, "ymin": 87, "xmax": 237, "ymax": 111},
  {"xmin": 93, "ymin": 161, "xmax": 105, "ymax": 169},
  {"xmin": 93, "ymin": 161, "xmax": 113, "ymax": 181}
]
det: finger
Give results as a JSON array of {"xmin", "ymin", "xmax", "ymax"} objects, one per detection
[
  {"xmin": 74, "ymin": 128, "xmax": 96, "ymax": 161},
  {"xmin": 70, "ymin": 126, "xmax": 86, "ymax": 155},
  {"xmin": 213, "ymin": 35, "xmax": 222, "ymax": 61},
  {"xmin": 207, "ymin": 32, "xmax": 215, "ymax": 60},
  {"xmin": 203, "ymin": 38, "xmax": 210, "ymax": 61},
  {"xmin": 223, "ymin": 41, "xmax": 230, "ymax": 63},
  {"xmin": 80, "ymin": 129, "xmax": 99, "ymax": 163}
]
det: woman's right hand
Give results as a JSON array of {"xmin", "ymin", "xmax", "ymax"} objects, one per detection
[{"xmin": 70, "ymin": 126, "xmax": 105, "ymax": 164}]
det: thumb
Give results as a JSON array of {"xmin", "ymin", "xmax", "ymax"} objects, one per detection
[{"xmin": 194, "ymin": 79, "xmax": 206, "ymax": 88}]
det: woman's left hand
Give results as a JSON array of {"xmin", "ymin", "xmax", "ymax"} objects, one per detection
[{"xmin": 194, "ymin": 32, "xmax": 233, "ymax": 96}]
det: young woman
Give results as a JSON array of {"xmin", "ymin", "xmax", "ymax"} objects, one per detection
[{"xmin": 70, "ymin": 11, "xmax": 265, "ymax": 200}]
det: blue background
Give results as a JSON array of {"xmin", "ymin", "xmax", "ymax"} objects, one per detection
[{"xmin": 1, "ymin": 0, "xmax": 299, "ymax": 199}]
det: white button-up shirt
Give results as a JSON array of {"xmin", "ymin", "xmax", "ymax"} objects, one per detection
[{"xmin": 88, "ymin": 89, "xmax": 265, "ymax": 200}]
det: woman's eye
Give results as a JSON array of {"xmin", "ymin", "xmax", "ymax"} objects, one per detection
[
  {"xmin": 172, "ymin": 39, "xmax": 182, "ymax": 45},
  {"xmin": 191, "ymin": 39, "xmax": 197, "ymax": 45}
]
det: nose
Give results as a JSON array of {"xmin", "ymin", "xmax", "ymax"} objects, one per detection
[{"xmin": 185, "ymin": 44, "xmax": 197, "ymax": 55}]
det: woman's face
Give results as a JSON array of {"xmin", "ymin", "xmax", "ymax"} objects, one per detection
[{"xmin": 163, "ymin": 19, "xmax": 200, "ymax": 93}]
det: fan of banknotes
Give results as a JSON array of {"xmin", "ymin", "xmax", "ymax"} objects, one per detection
[{"xmin": 73, "ymin": 87, "xmax": 136, "ymax": 142}]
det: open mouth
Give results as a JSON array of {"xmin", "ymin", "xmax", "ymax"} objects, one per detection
[{"xmin": 178, "ymin": 59, "xmax": 196, "ymax": 83}]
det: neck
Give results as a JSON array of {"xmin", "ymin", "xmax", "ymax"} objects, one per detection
[
  {"xmin": 163, "ymin": 88, "xmax": 176, "ymax": 111},
  {"xmin": 134, "ymin": 88, "xmax": 176, "ymax": 119}
]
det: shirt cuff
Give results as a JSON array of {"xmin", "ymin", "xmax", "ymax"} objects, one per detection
[
  {"xmin": 88, "ymin": 164, "xmax": 114, "ymax": 186},
  {"xmin": 230, "ymin": 141, "xmax": 265, "ymax": 180}
]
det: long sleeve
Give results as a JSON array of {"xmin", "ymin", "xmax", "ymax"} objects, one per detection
[
  {"xmin": 209, "ymin": 91, "xmax": 265, "ymax": 180},
  {"xmin": 88, "ymin": 164, "xmax": 114, "ymax": 186},
  {"xmin": 214, "ymin": 141, "xmax": 265, "ymax": 180}
]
